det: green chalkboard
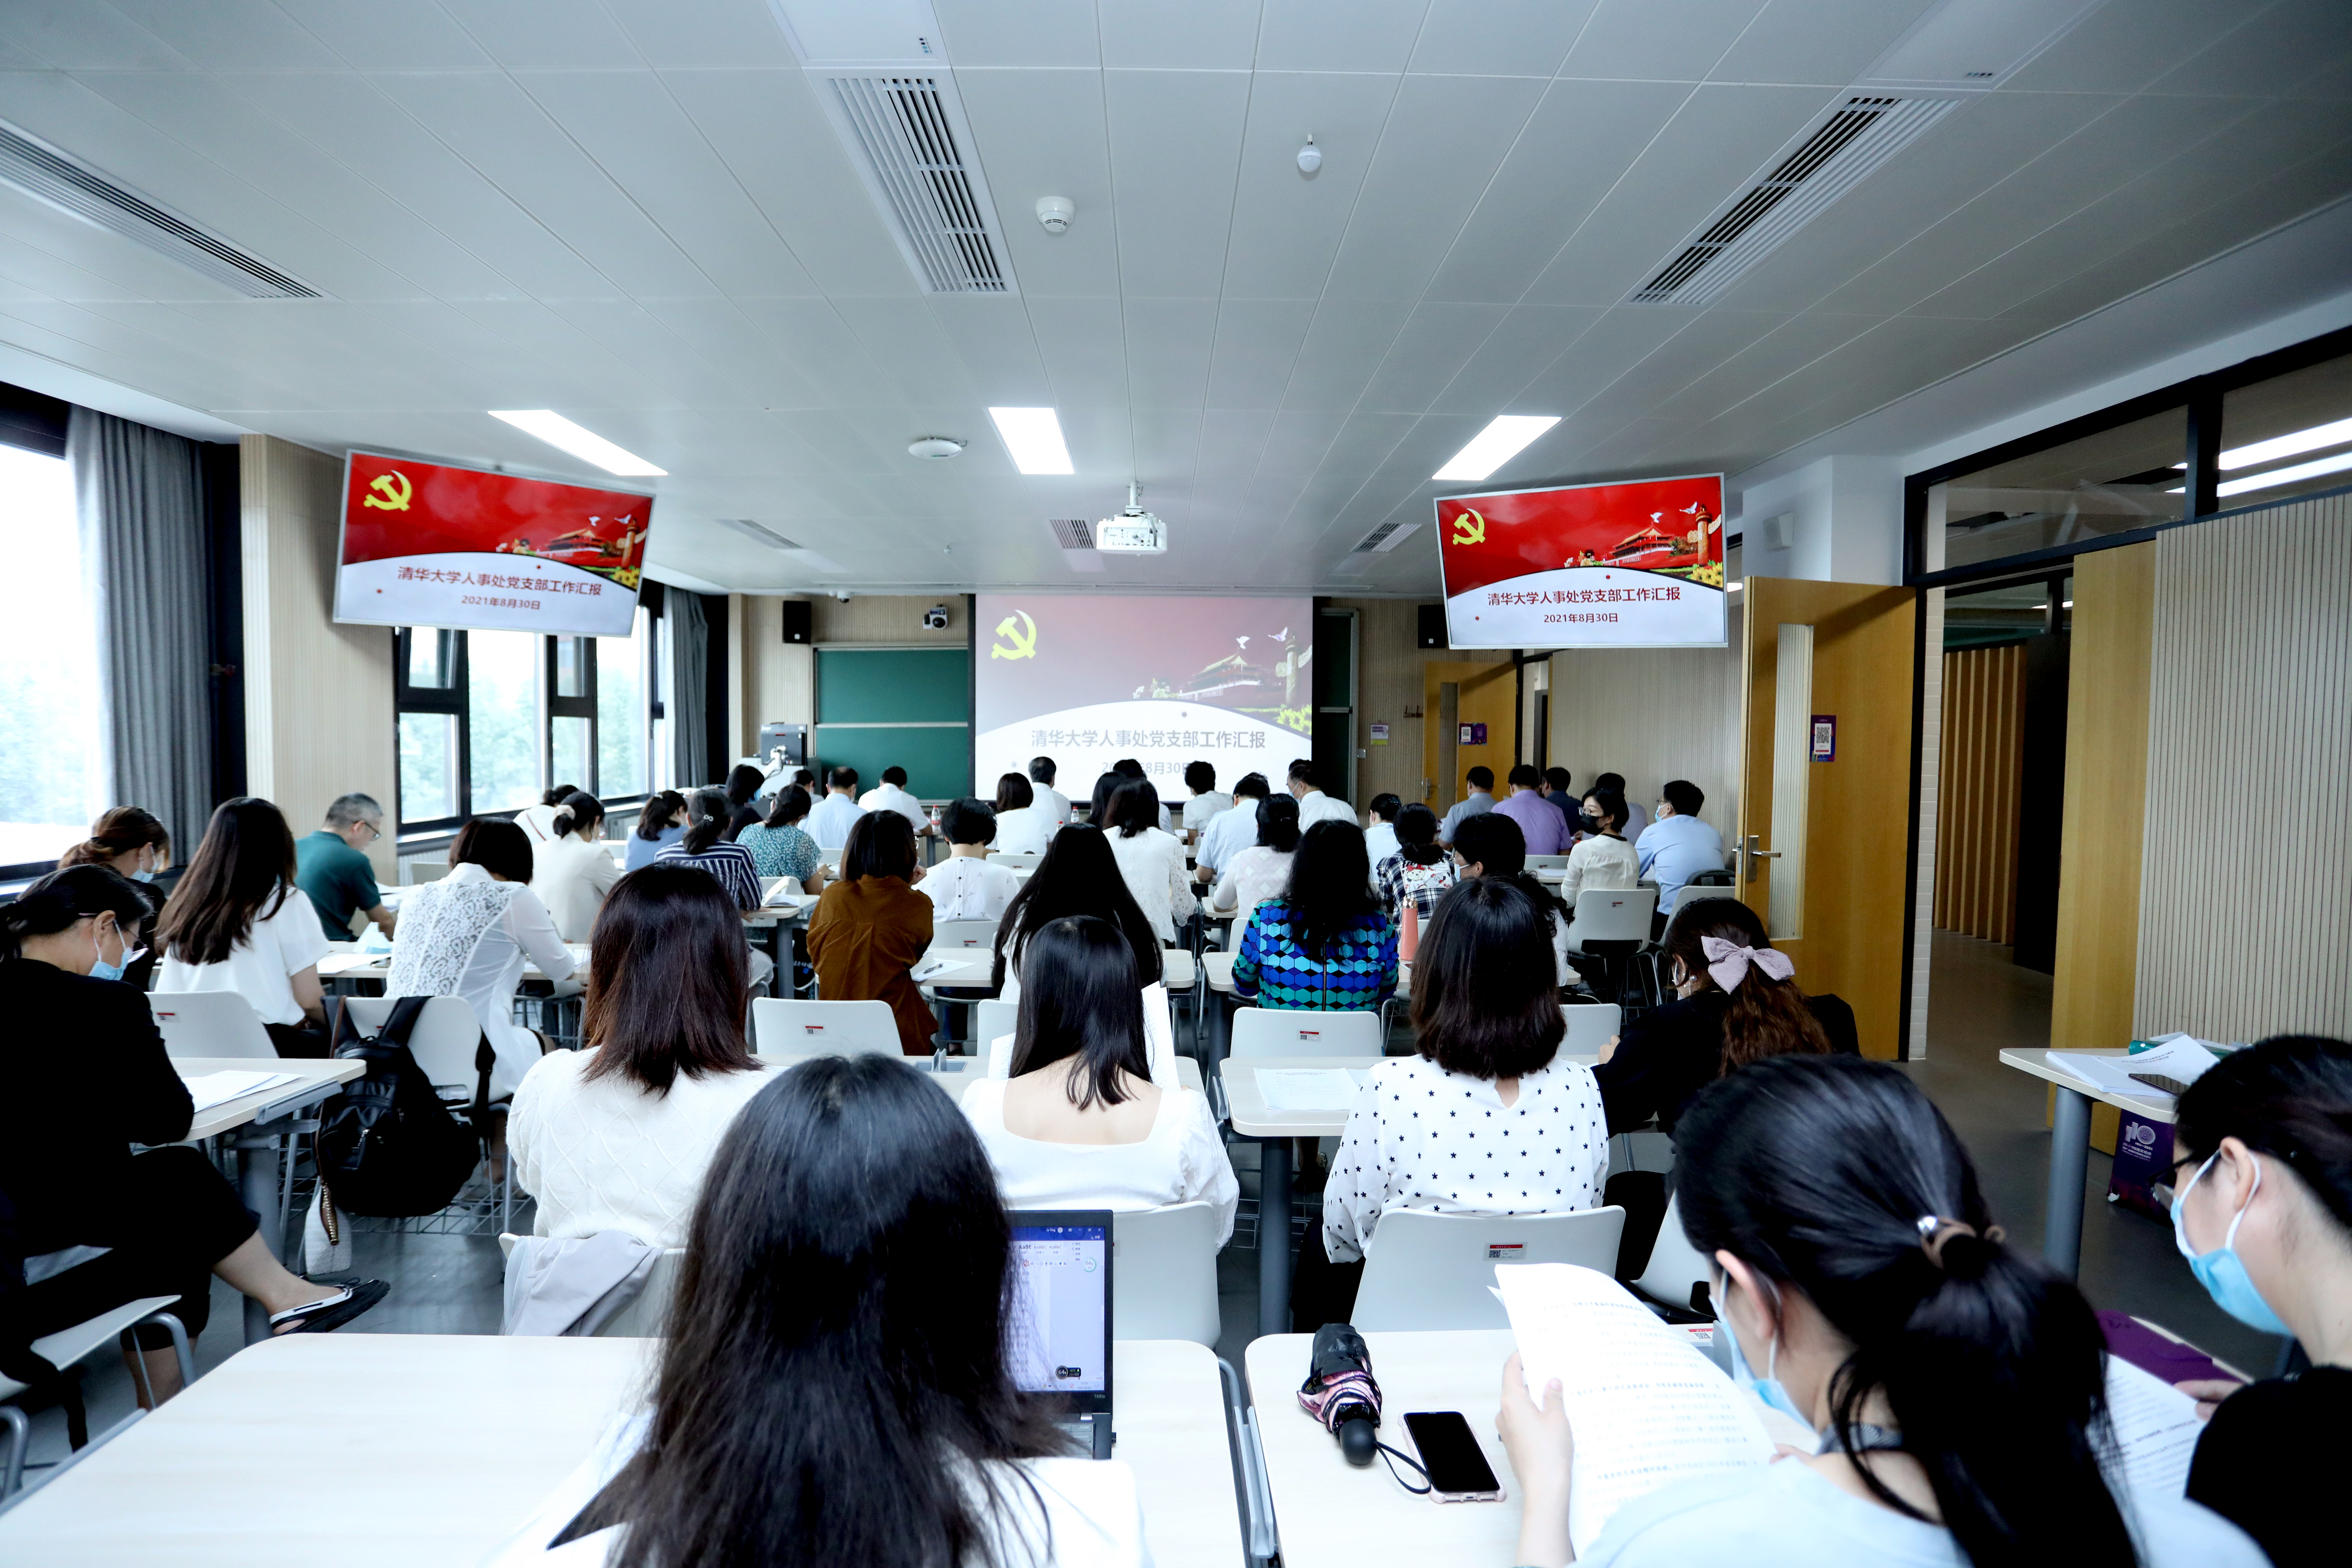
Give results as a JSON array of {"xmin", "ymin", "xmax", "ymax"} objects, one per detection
[
  {"xmin": 812, "ymin": 725, "xmax": 972, "ymax": 803},
  {"xmin": 817, "ymin": 648, "xmax": 971, "ymax": 724}
]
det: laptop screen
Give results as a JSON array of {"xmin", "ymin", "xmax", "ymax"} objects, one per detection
[{"xmin": 1006, "ymin": 1219, "xmax": 1110, "ymax": 1397}]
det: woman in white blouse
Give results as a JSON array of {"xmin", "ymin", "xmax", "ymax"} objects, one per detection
[
  {"xmin": 1209, "ymin": 793, "xmax": 1299, "ymax": 934},
  {"xmin": 1560, "ymin": 788, "xmax": 1640, "ymax": 909},
  {"xmin": 386, "ymin": 819, "xmax": 578, "ymax": 1098},
  {"xmin": 989, "ymin": 772, "xmax": 1057, "ymax": 856},
  {"xmin": 1297, "ymin": 874, "xmax": 1608, "ymax": 1329},
  {"xmin": 528, "ymin": 790, "xmax": 622, "ymax": 943},
  {"xmin": 509, "ymin": 866, "xmax": 771, "ymax": 1247},
  {"xmin": 920, "ymin": 799, "xmax": 1024, "ymax": 922},
  {"xmin": 962, "ymin": 916, "xmax": 1237, "ymax": 1243},
  {"xmin": 155, "ymin": 797, "xmax": 333, "ymax": 1055},
  {"xmin": 1102, "ymin": 779, "xmax": 1196, "ymax": 946}
]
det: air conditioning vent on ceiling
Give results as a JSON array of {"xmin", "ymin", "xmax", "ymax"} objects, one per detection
[
  {"xmin": 0, "ymin": 119, "xmax": 321, "ymax": 299},
  {"xmin": 1626, "ymin": 94, "xmax": 1954, "ymax": 307},
  {"xmin": 1047, "ymin": 517, "xmax": 1105, "ymax": 573},
  {"xmin": 718, "ymin": 518, "xmax": 801, "ymax": 549},
  {"xmin": 1349, "ymin": 518, "xmax": 1420, "ymax": 554},
  {"xmin": 825, "ymin": 75, "xmax": 1013, "ymax": 295}
]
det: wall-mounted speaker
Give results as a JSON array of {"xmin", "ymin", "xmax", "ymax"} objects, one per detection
[
  {"xmin": 782, "ymin": 598, "xmax": 813, "ymax": 645},
  {"xmin": 1416, "ymin": 604, "xmax": 1446, "ymax": 650}
]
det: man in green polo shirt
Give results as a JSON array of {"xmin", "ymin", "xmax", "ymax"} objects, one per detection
[{"xmin": 295, "ymin": 792, "xmax": 398, "ymax": 939}]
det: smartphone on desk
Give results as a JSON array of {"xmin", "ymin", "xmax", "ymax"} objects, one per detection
[{"xmin": 1403, "ymin": 1410, "xmax": 1505, "ymax": 1503}]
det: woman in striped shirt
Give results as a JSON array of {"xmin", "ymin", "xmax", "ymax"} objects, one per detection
[
  {"xmin": 655, "ymin": 787, "xmax": 762, "ymax": 911},
  {"xmin": 1234, "ymin": 820, "xmax": 1398, "ymax": 1012}
]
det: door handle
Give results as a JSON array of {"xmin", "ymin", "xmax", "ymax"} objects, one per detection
[{"xmin": 1743, "ymin": 833, "xmax": 1781, "ymax": 871}]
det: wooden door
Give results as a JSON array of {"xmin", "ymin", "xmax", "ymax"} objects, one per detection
[
  {"xmin": 1735, "ymin": 579, "xmax": 1917, "ymax": 1058},
  {"xmin": 1421, "ymin": 660, "xmax": 1514, "ymax": 810}
]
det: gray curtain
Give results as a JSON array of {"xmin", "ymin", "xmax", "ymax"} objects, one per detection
[
  {"xmin": 68, "ymin": 406, "xmax": 214, "ymax": 849},
  {"xmin": 668, "ymin": 588, "xmax": 708, "ymax": 790}
]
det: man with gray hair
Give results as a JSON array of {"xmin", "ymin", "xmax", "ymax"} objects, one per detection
[{"xmin": 296, "ymin": 792, "xmax": 398, "ymax": 937}]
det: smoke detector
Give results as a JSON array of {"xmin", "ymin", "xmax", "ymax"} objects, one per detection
[
  {"xmin": 1096, "ymin": 482, "xmax": 1166, "ymax": 555},
  {"xmin": 1035, "ymin": 196, "xmax": 1074, "ymax": 234},
  {"xmin": 906, "ymin": 436, "xmax": 965, "ymax": 459}
]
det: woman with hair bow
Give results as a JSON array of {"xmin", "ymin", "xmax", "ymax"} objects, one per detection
[{"xmin": 1591, "ymin": 896, "xmax": 1859, "ymax": 1136}]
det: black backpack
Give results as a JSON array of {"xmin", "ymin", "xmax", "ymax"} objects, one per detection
[{"xmin": 314, "ymin": 997, "xmax": 489, "ymax": 1217}]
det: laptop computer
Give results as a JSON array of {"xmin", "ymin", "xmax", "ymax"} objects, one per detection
[{"xmin": 1006, "ymin": 1210, "xmax": 1115, "ymax": 1460}]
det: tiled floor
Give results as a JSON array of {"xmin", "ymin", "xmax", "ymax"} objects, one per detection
[{"xmin": 14, "ymin": 944, "xmax": 2286, "ymax": 1493}]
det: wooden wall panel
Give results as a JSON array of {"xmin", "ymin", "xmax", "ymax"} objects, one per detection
[
  {"xmin": 1934, "ymin": 642, "xmax": 2025, "ymax": 941},
  {"xmin": 239, "ymin": 434, "xmax": 396, "ymax": 886},
  {"xmin": 1542, "ymin": 601, "xmax": 1743, "ymax": 838},
  {"xmin": 2135, "ymin": 492, "xmax": 2352, "ymax": 1041},
  {"xmin": 2049, "ymin": 542, "xmax": 2154, "ymax": 1063},
  {"xmin": 1324, "ymin": 598, "xmax": 1506, "ymax": 809}
]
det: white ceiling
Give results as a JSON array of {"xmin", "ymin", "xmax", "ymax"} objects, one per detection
[{"xmin": 0, "ymin": 0, "xmax": 2347, "ymax": 594}]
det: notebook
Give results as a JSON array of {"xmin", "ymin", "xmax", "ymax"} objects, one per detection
[{"xmin": 1006, "ymin": 1210, "xmax": 1115, "ymax": 1460}]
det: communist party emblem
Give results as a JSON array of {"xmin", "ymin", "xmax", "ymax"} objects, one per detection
[
  {"xmin": 362, "ymin": 470, "xmax": 414, "ymax": 511},
  {"xmin": 1450, "ymin": 508, "xmax": 1486, "ymax": 546},
  {"xmin": 990, "ymin": 610, "xmax": 1038, "ymax": 661}
]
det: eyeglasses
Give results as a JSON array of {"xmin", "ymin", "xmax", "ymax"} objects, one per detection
[{"xmin": 354, "ymin": 820, "xmax": 382, "ymax": 843}]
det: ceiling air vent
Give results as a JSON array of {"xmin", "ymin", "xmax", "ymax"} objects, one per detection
[
  {"xmin": 717, "ymin": 518, "xmax": 800, "ymax": 549},
  {"xmin": 1048, "ymin": 518, "xmax": 1104, "ymax": 573},
  {"xmin": 0, "ymin": 119, "xmax": 320, "ymax": 299},
  {"xmin": 1349, "ymin": 518, "xmax": 1420, "ymax": 554},
  {"xmin": 824, "ymin": 75, "xmax": 1014, "ymax": 295},
  {"xmin": 1626, "ymin": 94, "xmax": 1954, "ymax": 307}
]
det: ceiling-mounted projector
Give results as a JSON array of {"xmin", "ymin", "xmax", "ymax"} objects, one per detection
[{"xmin": 1096, "ymin": 481, "xmax": 1166, "ymax": 554}]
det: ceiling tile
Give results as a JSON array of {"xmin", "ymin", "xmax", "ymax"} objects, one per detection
[
  {"xmin": 1558, "ymin": 0, "xmax": 1768, "ymax": 82},
  {"xmin": 103, "ymin": 0, "xmax": 341, "ymax": 70},
  {"xmin": 1501, "ymin": 306, "xmax": 1691, "ymax": 415},
  {"xmin": 1707, "ymin": 0, "xmax": 1937, "ymax": 85},
  {"xmin": 1406, "ymin": 0, "xmax": 1596, "ymax": 77},
  {"xmin": 1256, "ymin": 0, "xmax": 1433, "ymax": 76},
  {"xmin": 831, "ymin": 296, "xmax": 983, "ymax": 405},
  {"xmin": 1204, "ymin": 297, "xmax": 1316, "ymax": 409},
  {"xmin": 933, "ymin": 0, "xmax": 1101, "ymax": 68},
  {"xmin": 597, "ymin": 0, "xmax": 797, "ymax": 69},
  {"xmin": 273, "ymin": 0, "xmax": 497, "ymax": 69},
  {"xmin": 1027, "ymin": 293, "xmax": 1132, "ymax": 408},
  {"xmin": 0, "ymin": 6, "xmax": 187, "ymax": 70},
  {"xmin": 1353, "ymin": 300, "xmax": 1511, "ymax": 414},
  {"xmin": 1423, "ymin": 303, "xmax": 1603, "ymax": 414},
  {"xmin": 952, "ymin": 66, "xmax": 1119, "ymax": 299},
  {"xmin": 1280, "ymin": 298, "xmax": 1412, "ymax": 410},
  {"xmin": 441, "ymin": 0, "xmax": 642, "ymax": 69},
  {"xmin": 1644, "ymin": 310, "xmax": 1884, "ymax": 425},
  {"xmin": 730, "ymin": 297, "xmax": 906, "ymax": 408},
  {"xmin": 1219, "ymin": 70, "xmax": 1405, "ymax": 298},
  {"xmin": 1122, "ymin": 296, "xmax": 1219, "ymax": 407},
  {"xmin": 1103, "ymin": 69, "xmax": 1252, "ymax": 297},
  {"xmin": 2004, "ymin": 0, "xmax": 2238, "ymax": 94},
  {"xmin": 1098, "ymin": 0, "xmax": 1264, "ymax": 72},
  {"xmin": 2144, "ymin": 0, "xmax": 2352, "ymax": 98}
]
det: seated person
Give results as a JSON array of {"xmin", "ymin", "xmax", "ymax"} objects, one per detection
[
  {"xmin": 1495, "ymin": 763, "xmax": 1568, "ymax": 856},
  {"xmin": 509, "ymin": 867, "xmax": 773, "ymax": 1247},
  {"xmin": 921, "ymin": 799, "xmax": 1023, "ymax": 922},
  {"xmin": 654, "ymin": 788, "xmax": 764, "ymax": 912},
  {"xmin": 858, "ymin": 765, "xmax": 932, "ymax": 836},
  {"xmin": 155, "ymin": 797, "xmax": 334, "ymax": 1056},
  {"xmin": 990, "ymin": 771, "xmax": 1056, "ymax": 856},
  {"xmin": 1371, "ymin": 802, "xmax": 1456, "ymax": 925},
  {"xmin": 294, "ymin": 792, "xmax": 400, "ymax": 937},
  {"xmin": 734, "ymin": 784, "xmax": 828, "ymax": 894},
  {"xmin": 517, "ymin": 784, "xmax": 582, "ymax": 846},
  {"xmin": 1592, "ymin": 896, "xmax": 1856, "ymax": 1136},
  {"xmin": 989, "ymin": 825, "xmax": 1163, "ymax": 1007},
  {"xmin": 2172, "ymin": 1034, "xmax": 2352, "ymax": 1568},
  {"xmin": 1193, "ymin": 771, "xmax": 1270, "ymax": 884},
  {"xmin": 1208, "ymin": 794, "xmax": 1300, "ymax": 934},
  {"xmin": 1233, "ymin": 820, "xmax": 1396, "ymax": 1011},
  {"xmin": 1559, "ymin": 788, "xmax": 1640, "ymax": 910},
  {"xmin": 1450, "ymin": 811, "xmax": 1577, "ymax": 989},
  {"xmin": 1111, "ymin": 757, "xmax": 1174, "ymax": 831},
  {"xmin": 1500, "ymin": 1055, "xmax": 2262, "ymax": 1568},
  {"xmin": 530, "ymin": 791, "xmax": 622, "ymax": 943},
  {"xmin": 806, "ymin": 766, "xmax": 866, "ymax": 852},
  {"xmin": 960, "ymin": 916, "xmax": 1236, "ymax": 1243},
  {"xmin": 806, "ymin": 810, "xmax": 935, "ymax": 1054},
  {"xmin": 61, "ymin": 805, "xmax": 173, "ymax": 985},
  {"xmin": 1635, "ymin": 778, "xmax": 1723, "ymax": 921},
  {"xmin": 722, "ymin": 764, "xmax": 767, "ymax": 840},
  {"xmin": 386, "ymin": 819, "xmax": 577, "ymax": 1099},
  {"xmin": 622, "ymin": 790, "xmax": 687, "ymax": 872},
  {"xmin": 1297, "ymin": 875, "xmax": 1607, "ymax": 1329},
  {"xmin": 1362, "ymin": 793, "xmax": 1402, "ymax": 864},
  {"xmin": 1178, "ymin": 760, "xmax": 1232, "ymax": 836},
  {"xmin": 1102, "ymin": 779, "xmax": 1196, "ymax": 946},
  {"xmin": 0, "ymin": 867, "xmax": 384, "ymax": 1405},
  {"xmin": 491, "ymin": 1054, "xmax": 1148, "ymax": 1567}
]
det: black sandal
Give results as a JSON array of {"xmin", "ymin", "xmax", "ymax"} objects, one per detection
[{"xmin": 269, "ymin": 1279, "xmax": 389, "ymax": 1334}]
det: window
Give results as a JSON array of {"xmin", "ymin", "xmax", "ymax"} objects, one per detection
[
  {"xmin": 2217, "ymin": 350, "xmax": 2352, "ymax": 508},
  {"xmin": 394, "ymin": 611, "xmax": 655, "ymax": 833},
  {"xmin": 1928, "ymin": 407, "xmax": 2185, "ymax": 574},
  {"xmin": 0, "ymin": 444, "xmax": 103, "ymax": 868}
]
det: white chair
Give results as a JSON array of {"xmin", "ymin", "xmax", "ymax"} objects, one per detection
[
  {"xmin": 1110, "ymin": 1203, "xmax": 1223, "ymax": 1347},
  {"xmin": 1563, "ymin": 888, "xmax": 1656, "ymax": 951},
  {"xmin": 1228, "ymin": 1009, "xmax": 1384, "ymax": 1059},
  {"xmin": 2, "ymin": 1294, "xmax": 190, "ymax": 1495},
  {"xmin": 1634, "ymin": 1194, "xmax": 1712, "ymax": 1317},
  {"xmin": 1350, "ymin": 1208, "xmax": 1628, "ymax": 1331},
  {"xmin": 340, "ymin": 996, "xmax": 485, "ymax": 1098},
  {"xmin": 751, "ymin": 997, "xmax": 905, "ymax": 1059},
  {"xmin": 931, "ymin": 918, "xmax": 999, "ymax": 950},
  {"xmin": 147, "ymin": 992, "xmax": 277, "ymax": 1059},
  {"xmin": 988, "ymin": 852, "xmax": 1041, "ymax": 869},
  {"xmin": 496, "ymin": 1234, "xmax": 685, "ymax": 1337},
  {"xmin": 973, "ymin": 999, "xmax": 1015, "ymax": 1052},
  {"xmin": 1526, "ymin": 854, "xmax": 1571, "ymax": 871},
  {"xmin": 1558, "ymin": 1003, "xmax": 1621, "ymax": 1059}
]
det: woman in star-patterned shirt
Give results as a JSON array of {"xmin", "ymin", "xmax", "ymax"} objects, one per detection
[{"xmin": 1290, "ymin": 875, "xmax": 1609, "ymax": 1330}]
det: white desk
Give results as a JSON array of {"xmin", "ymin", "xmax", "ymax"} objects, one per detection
[
  {"xmin": 1223, "ymin": 1055, "xmax": 1370, "ymax": 1336},
  {"xmin": 1999, "ymin": 1048, "xmax": 2177, "ymax": 1279},
  {"xmin": 177, "ymin": 1057, "xmax": 365, "ymax": 1343},
  {"xmin": 0, "ymin": 1334, "xmax": 1241, "ymax": 1567},
  {"xmin": 318, "ymin": 944, "xmax": 589, "ymax": 985}
]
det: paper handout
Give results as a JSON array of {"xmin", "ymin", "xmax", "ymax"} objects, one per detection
[
  {"xmin": 180, "ymin": 1070, "xmax": 300, "ymax": 1113},
  {"xmin": 1495, "ymin": 1263, "xmax": 1773, "ymax": 1555},
  {"xmin": 2048, "ymin": 1035, "xmax": 2219, "ymax": 1100},
  {"xmin": 1254, "ymin": 1067, "xmax": 1370, "ymax": 1112},
  {"xmin": 2104, "ymin": 1354, "xmax": 2204, "ymax": 1499}
]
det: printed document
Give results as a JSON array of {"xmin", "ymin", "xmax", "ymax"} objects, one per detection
[{"xmin": 2104, "ymin": 1354, "xmax": 2204, "ymax": 1499}]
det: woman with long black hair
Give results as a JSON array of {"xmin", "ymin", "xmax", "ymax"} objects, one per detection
[
  {"xmin": 1497, "ymin": 1054, "xmax": 2262, "ymax": 1568},
  {"xmin": 989, "ymin": 824, "xmax": 1163, "ymax": 1006},
  {"xmin": 492, "ymin": 1054, "xmax": 1148, "ymax": 1567},
  {"xmin": 1232, "ymin": 819, "xmax": 1395, "ymax": 1011},
  {"xmin": 654, "ymin": 786, "xmax": 763, "ymax": 911},
  {"xmin": 154, "ymin": 796, "xmax": 334, "ymax": 1055}
]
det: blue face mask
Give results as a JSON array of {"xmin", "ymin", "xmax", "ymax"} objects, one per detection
[
  {"xmin": 89, "ymin": 919, "xmax": 130, "ymax": 983},
  {"xmin": 131, "ymin": 867, "xmax": 156, "ymax": 883},
  {"xmin": 1715, "ymin": 1273, "xmax": 1814, "ymax": 1433},
  {"xmin": 2171, "ymin": 1153, "xmax": 2292, "ymax": 1337}
]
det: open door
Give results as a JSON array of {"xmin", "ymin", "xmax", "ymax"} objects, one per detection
[
  {"xmin": 1735, "ymin": 578, "xmax": 1917, "ymax": 1059},
  {"xmin": 1421, "ymin": 659, "xmax": 1514, "ymax": 811}
]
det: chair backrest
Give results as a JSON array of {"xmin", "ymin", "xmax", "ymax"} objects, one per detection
[
  {"xmin": 1109, "ymin": 1203, "xmax": 1222, "ymax": 1346},
  {"xmin": 1634, "ymin": 1193, "xmax": 1712, "ymax": 1316},
  {"xmin": 1558, "ymin": 1003, "xmax": 1622, "ymax": 1059},
  {"xmin": 932, "ymin": 918, "xmax": 1000, "ymax": 949},
  {"xmin": 1352, "ymin": 1207, "xmax": 1627, "ymax": 1331},
  {"xmin": 751, "ymin": 997, "xmax": 905, "ymax": 1059},
  {"xmin": 1525, "ymin": 854, "xmax": 1571, "ymax": 870},
  {"xmin": 401, "ymin": 857, "xmax": 451, "ymax": 886},
  {"xmin": 596, "ymin": 1248, "xmax": 686, "ymax": 1337},
  {"xmin": 147, "ymin": 992, "xmax": 278, "ymax": 1060},
  {"xmin": 974, "ymin": 999, "xmax": 1016, "ymax": 1052},
  {"xmin": 340, "ymin": 995, "xmax": 484, "ymax": 1091},
  {"xmin": 1229, "ymin": 1008, "xmax": 1384, "ymax": 1059},
  {"xmin": 1676, "ymin": 883, "xmax": 1743, "ymax": 909},
  {"xmin": 988, "ymin": 852, "xmax": 1041, "ymax": 869},
  {"xmin": 1571, "ymin": 888, "xmax": 1657, "ymax": 942}
]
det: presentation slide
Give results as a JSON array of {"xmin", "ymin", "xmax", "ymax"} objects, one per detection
[
  {"xmin": 1435, "ymin": 473, "xmax": 1726, "ymax": 650},
  {"xmin": 333, "ymin": 450, "xmax": 651, "ymax": 638},
  {"xmin": 973, "ymin": 593, "xmax": 1315, "ymax": 803}
]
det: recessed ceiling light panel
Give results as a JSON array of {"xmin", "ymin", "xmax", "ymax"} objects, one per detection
[
  {"xmin": 488, "ymin": 410, "xmax": 666, "ymax": 477},
  {"xmin": 988, "ymin": 407, "xmax": 1073, "ymax": 475},
  {"xmin": 1433, "ymin": 415, "xmax": 1560, "ymax": 483}
]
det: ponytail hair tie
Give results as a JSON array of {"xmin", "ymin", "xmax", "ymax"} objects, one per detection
[
  {"xmin": 1699, "ymin": 934, "xmax": 1794, "ymax": 992},
  {"xmin": 1915, "ymin": 1214, "xmax": 2004, "ymax": 1269}
]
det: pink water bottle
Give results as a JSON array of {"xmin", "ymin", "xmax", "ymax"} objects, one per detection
[{"xmin": 1399, "ymin": 902, "xmax": 1419, "ymax": 962}]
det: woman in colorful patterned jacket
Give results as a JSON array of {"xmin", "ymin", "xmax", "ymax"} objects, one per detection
[{"xmin": 1233, "ymin": 819, "xmax": 1398, "ymax": 1012}]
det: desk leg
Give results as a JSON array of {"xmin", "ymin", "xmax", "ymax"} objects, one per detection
[
  {"xmin": 2045, "ymin": 1085, "xmax": 2092, "ymax": 1278},
  {"xmin": 236, "ymin": 1116, "xmax": 290, "ymax": 1344},
  {"xmin": 1258, "ymin": 1138, "xmax": 1293, "ymax": 1338}
]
